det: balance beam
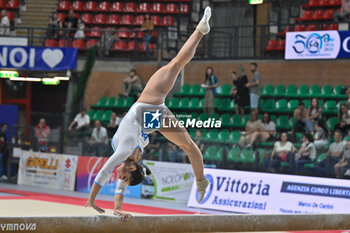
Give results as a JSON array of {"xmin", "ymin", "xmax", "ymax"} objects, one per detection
[{"xmin": 1, "ymin": 214, "xmax": 350, "ymax": 233}]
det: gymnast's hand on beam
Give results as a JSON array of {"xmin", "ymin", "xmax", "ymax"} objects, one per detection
[
  {"xmin": 85, "ymin": 200, "xmax": 105, "ymax": 214},
  {"xmin": 113, "ymin": 210, "xmax": 132, "ymax": 222}
]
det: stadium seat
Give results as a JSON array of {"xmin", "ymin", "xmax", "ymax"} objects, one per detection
[
  {"xmin": 87, "ymin": 109, "xmax": 95, "ymax": 119},
  {"xmin": 294, "ymin": 24, "xmax": 306, "ymax": 31},
  {"xmin": 151, "ymin": 3, "xmax": 163, "ymax": 13},
  {"xmin": 180, "ymin": 4, "xmax": 189, "ymax": 14},
  {"xmin": 219, "ymin": 113, "xmax": 232, "ymax": 127},
  {"xmin": 151, "ymin": 15, "xmax": 161, "ymax": 26},
  {"xmin": 333, "ymin": 85, "xmax": 346, "ymax": 98},
  {"xmin": 321, "ymin": 85, "xmax": 333, "ymax": 98},
  {"xmin": 232, "ymin": 114, "xmax": 243, "ymax": 128},
  {"xmin": 6, "ymin": 0, "xmax": 19, "ymax": 9},
  {"xmin": 326, "ymin": 117, "xmax": 338, "ymax": 131},
  {"xmin": 323, "ymin": 100, "xmax": 337, "ymax": 115},
  {"xmin": 58, "ymin": 39, "xmax": 70, "ymax": 47},
  {"xmin": 93, "ymin": 96, "xmax": 107, "ymax": 108},
  {"xmin": 304, "ymin": 152, "xmax": 327, "ymax": 169},
  {"xmin": 94, "ymin": 110, "xmax": 104, "ymax": 121},
  {"xmin": 102, "ymin": 110, "xmax": 112, "ymax": 123},
  {"xmin": 56, "ymin": 13, "xmax": 66, "ymax": 22},
  {"xmin": 176, "ymin": 84, "xmax": 190, "ymax": 96},
  {"xmin": 288, "ymin": 99, "xmax": 299, "ymax": 113},
  {"xmin": 97, "ymin": 2, "xmax": 110, "ymax": 12},
  {"xmin": 105, "ymin": 97, "xmax": 115, "ymax": 108},
  {"xmin": 203, "ymin": 145, "xmax": 222, "ymax": 162},
  {"xmin": 303, "ymin": 99, "xmax": 311, "ymax": 109},
  {"xmin": 93, "ymin": 14, "xmax": 107, "ymax": 25},
  {"xmin": 328, "ymin": 23, "xmax": 339, "ymax": 30},
  {"xmin": 130, "ymin": 29, "xmax": 144, "ymax": 39},
  {"xmin": 120, "ymin": 15, "xmax": 133, "ymax": 25},
  {"xmin": 265, "ymin": 39, "xmax": 278, "ymax": 52},
  {"xmin": 275, "ymin": 99, "xmax": 287, "ymax": 113},
  {"xmin": 165, "ymin": 4, "xmax": 178, "ymax": 14},
  {"xmin": 313, "ymin": 9, "xmax": 324, "ymax": 20},
  {"xmin": 84, "ymin": 1, "xmax": 96, "ymax": 11},
  {"xmin": 306, "ymin": 24, "xmax": 318, "ymax": 31},
  {"xmin": 217, "ymin": 130, "xmax": 229, "ymax": 143},
  {"xmin": 309, "ymin": 84, "xmax": 321, "ymax": 97},
  {"xmin": 188, "ymin": 98, "xmax": 199, "ymax": 110},
  {"xmin": 203, "ymin": 130, "xmax": 219, "ymax": 143},
  {"xmin": 262, "ymin": 84, "xmax": 274, "ymax": 97},
  {"xmin": 161, "ymin": 16, "xmax": 174, "ymax": 26},
  {"xmin": 274, "ymin": 85, "xmax": 285, "ymax": 97},
  {"xmin": 220, "ymin": 84, "xmax": 232, "ymax": 96},
  {"xmin": 44, "ymin": 39, "xmax": 57, "ymax": 47},
  {"xmin": 111, "ymin": 2, "xmax": 123, "ymax": 12},
  {"xmin": 58, "ymin": 1, "xmax": 70, "ymax": 11},
  {"xmin": 189, "ymin": 84, "xmax": 201, "ymax": 96},
  {"xmin": 297, "ymin": 85, "xmax": 309, "ymax": 98},
  {"xmin": 217, "ymin": 98, "xmax": 231, "ymax": 111},
  {"xmin": 134, "ymin": 15, "xmax": 145, "ymax": 25},
  {"xmin": 262, "ymin": 99, "xmax": 275, "ymax": 113},
  {"xmin": 329, "ymin": 0, "xmax": 341, "ymax": 6},
  {"xmin": 285, "ymin": 84, "xmax": 297, "ymax": 97},
  {"xmin": 227, "ymin": 131, "xmax": 241, "ymax": 144},
  {"xmin": 107, "ymin": 15, "xmax": 119, "ymax": 25},
  {"xmin": 241, "ymin": 148, "xmax": 255, "ymax": 163},
  {"xmin": 86, "ymin": 39, "xmax": 97, "ymax": 48},
  {"xmin": 276, "ymin": 115, "xmax": 290, "ymax": 131},
  {"xmin": 124, "ymin": 3, "xmax": 137, "ymax": 12},
  {"xmin": 87, "ymin": 27, "xmax": 101, "ymax": 37},
  {"xmin": 117, "ymin": 27, "xmax": 130, "ymax": 39},
  {"xmin": 72, "ymin": 39, "xmax": 85, "ymax": 49},
  {"xmin": 299, "ymin": 10, "xmax": 313, "ymax": 21},
  {"xmin": 323, "ymin": 9, "xmax": 335, "ymax": 20},
  {"xmin": 6, "ymin": 11, "xmax": 14, "ymax": 21},
  {"xmin": 72, "ymin": 1, "xmax": 83, "ymax": 11},
  {"xmin": 123, "ymin": 97, "xmax": 134, "ymax": 108},
  {"xmin": 138, "ymin": 3, "xmax": 150, "ymax": 13},
  {"xmin": 277, "ymin": 39, "xmax": 285, "ymax": 51},
  {"xmin": 307, "ymin": 0, "xmax": 319, "ymax": 7},
  {"xmin": 0, "ymin": 0, "xmax": 6, "ymax": 8},
  {"xmin": 112, "ymin": 41, "xmax": 127, "ymax": 51},
  {"xmin": 81, "ymin": 13, "xmax": 93, "ymax": 24},
  {"xmin": 227, "ymin": 147, "xmax": 241, "ymax": 163}
]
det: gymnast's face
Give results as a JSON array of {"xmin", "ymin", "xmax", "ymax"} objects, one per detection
[{"xmin": 117, "ymin": 163, "xmax": 137, "ymax": 184}]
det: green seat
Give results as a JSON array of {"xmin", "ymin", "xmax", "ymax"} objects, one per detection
[
  {"xmin": 275, "ymin": 99, "xmax": 288, "ymax": 113},
  {"xmin": 175, "ymin": 84, "xmax": 191, "ymax": 96},
  {"xmin": 220, "ymin": 113, "xmax": 232, "ymax": 127},
  {"xmin": 262, "ymin": 84, "xmax": 274, "ymax": 97},
  {"xmin": 337, "ymin": 100, "xmax": 346, "ymax": 109},
  {"xmin": 220, "ymin": 84, "xmax": 232, "ymax": 96},
  {"xmin": 217, "ymin": 130, "xmax": 230, "ymax": 143},
  {"xmin": 188, "ymin": 98, "xmax": 200, "ymax": 111},
  {"xmin": 242, "ymin": 115, "xmax": 250, "ymax": 127},
  {"xmin": 203, "ymin": 145, "xmax": 221, "ymax": 161},
  {"xmin": 321, "ymin": 85, "xmax": 333, "ymax": 98},
  {"xmin": 276, "ymin": 115, "xmax": 290, "ymax": 131},
  {"xmin": 232, "ymin": 115, "xmax": 242, "ymax": 128},
  {"xmin": 203, "ymin": 129, "xmax": 219, "ymax": 143},
  {"xmin": 262, "ymin": 99, "xmax": 275, "ymax": 113},
  {"xmin": 288, "ymin": 99, "xmax": 299, "ymax": 113},
  {"xmin": 227, "ymin": 147, "xmax": 241, "ymax": 162},
  {"xmin": 190, "ymin": 112, "xmax": 198, "ymax": 119},
  {"xmin": 305, "ymin": 152, "xmax": 327, "ymax": 168},
  {"xmin": 274, "ymin": 85, "xmax": 285, "ymax": 97},
  {"xmin": 189, "ymin": 128, "xmax": 196, "ymax": 139},
  {"xmin": 199, "ymin": 87, "xmax": 206, "ymax": 96},
  {"xmin": 256, "ymin": 148, "xmax": 267, "ymax": 163},
  {"xmin": 94, "ymin": 110, "xmax": 104, "ymax": 121},
  {"xmin": 190, "ymin": 84, "xmax": 201, "ymax": 96},
  {"xmin": 87, "ymin": 109, "xmax": 95, "ymax": 119},
  {"xmin": 344, "ymin": 136, "xmax": 350, "ymax": 142},
  {"xmin": 309, "ymin": 85, "xmax": 321, "ymax": 98},
  {"xmin": 198, "ymin": 98, "xmax": 204, "ymax": 110},
  {"xmin": 326, "ymin": 117, "xmax": 338, "ymax": 131},
  {"xmin": 178, "ymin": 98, "xmax": 189, "ymax": 110},
  {"xmin": 105, "ymin": 97, "xmax": 116, "ymax": 108},
  {"xmin": 123, "ymin": 97, "xmax": 134, "ymax": 108},
  {"xmin": 217, "ymin": 98, "xmax": 232, "ymax": 112},
  {"xmin": 241, "ymin": 148, "xmax": 255, "ymax": 163},
  {"xmin": 115, "ymin": 97, "xmax": 125, "ymax": 108},
  {"xmin": 198, "ymin": 113, "xmax": 209, "ymax": 122},
  {"xmin": 92, "ymin": 96, "xmax": 107, "ymax": 108},
  {"xmin": 210, "ymin": 113, "xmax": 219, "ymax": 119},
  {"xmin": 226, "ymin": 131, "xmax": 241, "ymax": 144},
  {"xmin": 102, "ymin": 110, "xmax": 112, "ymax": 123},
  {"xmin": 168, "ymin": 97, "xmax": 179, "ymax": 109},
  {"xmin": 285, "ymin": 85, "xmax": 297, "ymax": 98},
  {"xmin": 214, "ymin": 98, "xmax": 220, "ymax": 109},
  {"xmin": 297, "ymin": 85, "xmax": 309, "ymax": 98},
  {"xmin": 323, "ymin": 100, "xmax": 337, "ymax": 115},
  {"xmin": 229, "ymin": 100, "xmax": 236, "ymax": 112},
  {"xmin": 333, "ymin": 85, "xmax": 346, "ymax": 98}
]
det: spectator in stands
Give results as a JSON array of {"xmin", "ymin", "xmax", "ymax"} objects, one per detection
[
  {"xmin": 232, "ymin": 65, "xmax": 250, "ymax": 116},
  {"xmin": 88, "ymin": 120, "xmax": 108, "ymax": 156},
  {"xmin": 334, "ymin": 0, "xmax": 350, "ymax": 22},
  {"xmin": 249, "ymin": 113, "xmax": 276, "ymax": 148},
  {"xmin": 346, "ymin": 89, "xmax": 350, "ymax": 108},
  {"xmin": 68, "ymin": 108, "xmax": 90, "ymax": 136},
  {"xmin": 305, "ymin": 98, "xmax": 322, "ymax": 134},
  {"xmin": 203, "ymin": 66, "xmax": 219, "ymax": 115},
  {"xmin": 264, "ymin": 132, "xmax": 296, "ymax": 172},
  {"xmin": 239, "ymin": 112, "xmax": 262, "ymax": 148},
  {"xmin": 0, "ymin": 123, "xmax": 9, "ymax": 180},
  {"xmin": 63, "ymin": 9, "xmax": 78, "ymax": 36},
  {"xmin": 194, "ymin": 129, "xmax": 205, "ymax": 152},
  {"xmin": 294, "ymin": 133, "xmax": 316, "ymax": 173},
  {"xmin": 121, "ymin": 69, "xmax": 143, "ymax": 97},
  {"xmin": 47, "ymin": 13, "xmax": 62, "ymax": 39},
  {"xmin": 98, "ymin": 30, "xmax": 120, "ymax": 56},
  {"xmin": 167, "ymin": 142, "xmax": 184, "ymax": 163},
  {"xmin": 34, "ymin": 118, "xmax": 50, "ymax": 152},
  {"xmin": 334, "ymin": 141, "xmax": 350, "ymax": 178},
  {"xmin": 107, "ymin": 112, "xmax": 122, "ymax": 138},
  {"xmin": 245, "ymin": 63, "xmax": 262, "ymax": 113},
  {"xmin": 140, "ymin": 14, "xmax": 154, "ymax": 59},
  {"xmin": 334, "ymin": 104, "xmax": 350, "ymax": 136},
  {"xmin": 74, "ymin": 18, "xmax": 85, "ymax": 39},
  {"xmin": 314, "ymin": 119, "xmax": 330, "ymax": 152},
  {"xmin": 0, "ymin": 9, "xmax": 10, "ymax": 36},
  {"xmin": 322, "ymin": 130, "xmax": 346, "ymax": 176},
  {"xmin": 293, "ymin": 102, "xmax": 308, "ymax": 133}
]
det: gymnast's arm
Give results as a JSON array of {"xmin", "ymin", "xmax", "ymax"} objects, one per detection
[{"xmin": 113, "ymin": 180, "xmax": 132, "ymax": 221}]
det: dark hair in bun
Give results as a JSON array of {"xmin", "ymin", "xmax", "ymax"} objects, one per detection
[{"xmin": 129, "ymin": 163, "xmax": 151, "ymax": 186}]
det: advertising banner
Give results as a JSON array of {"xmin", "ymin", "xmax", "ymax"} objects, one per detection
[
  {"xmin": 143, "ymin": 160, "xmax": 194, "ymax": 203},
  {"xmin": 76, "ymin": 156, "xmax": 141, "ymax": 198},
  {"xmin": 17, "ymin": 151, "xmax": 78, "ymax": 191},
  {"xmin": 285, "ymin": 30, "xmax": 350, "ymax": 60},
  {"xmin": 0, "ymin": 46, "xmax": 77, "ymax": 70},
  {"xmin": 188, "ymin": 168, "xmax": 350, "ymax": 214}
]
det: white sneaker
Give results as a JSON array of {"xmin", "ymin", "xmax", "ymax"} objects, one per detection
[
  {"xmin": 196, "ymin": 6, "xmax": 211, "ymax": 35},
  {"xmin": 196, "ymin": 178, "xmax": 209, "ymax": 203},
  {"xmin": 1, "ymin": 175, "xmax": 7, "ymax": 180},
  {"xmin": 344, "ymin": 169, "xmax": 350, "ymax": 176}
]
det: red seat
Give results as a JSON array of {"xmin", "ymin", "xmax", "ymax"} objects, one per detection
[
  {"xmin": 71, "ymin": 1, "xmax": 83, "ymax": 11},
  {"xmin": 107, "ymin": 14, "xmax": 119, "ymax": 25},
  {"xmin": 84, "ymin": 1, "xmax": 97, "ymax": 11},
  {"xmin": 44, "ymin": 39, "xmax": 57, "ymax": 47},
  {"xmin": 165, "ymin": 4, "xmax": 178, "ymax": 14},
  {"xmin": 124, "ymin": 3, "xmax": 136, "ymax": 12},
  {"xmin": 58, "ymin": 1, "xmax": 70, "ymax": 11},
  {"xmin": 58, "ymin": 39, "xmax": 70, "ymax": 47},
  {"xmin": 111, "ymin": 2, "xmax": 123, "ymax": 12},
  {"xmin": 139, "ymin": 42, "xmax": 154, "ymax": 53},
  {"xmin": 56, "ymin": 13, "xmax": 66, "ymax": 22},
  {"xmin": 87, "ymin": 26, "xmax": 101, "ymax": 37},
  {"xmin": 93, "ymin": 14, "xmax": 106, "ymax": 25},
  {"xmin": 329, "ymin": 0, "xmax": 341, "ymax": 6},
  {"xmin": 97, "ymin": 2, "xmax": 110, "ymax": 12},
  {"xmin": 307, "ymin": 24, "xmax": 318, "ymax": 31},
  {"xmin": 328, "ymin": 23, "xmax": 338, "ymax": 30},
  {"xmin": 265, "ymin": 39, "xmax": 278, "ymax": 52},
  {"xmin": 86, "ymin": 39, "xmax": 98, "ymax": 48},
  {"xmin": 134, "ymin": 15, "xmax": 145, "ymax": 25},
  {"xmin": 138, "ymin": 3, "xmax": 150, "ymax": 13},
  {"xmin": 7, "ymin": 11, "xmax": 14, "ymax": 21},
  {"xmin": 180, "ymin": 4, "xmax": 189, "ymax": 14},
  {"xmin": 313, "ymin": 9, "xmax": 324, "ymax": 20},
  {"xmin": 130, "ymin": 29, "xmax": 144, "ymax": 39},
  {"xmin": 151, "ymin": 3, "xmax": 163, "ymax": 13},
  {"xmin": 117, "ymin": 27, "xmax": 130, "ymax": 38},
  {"xmin": 72, "ymin": 39, "xmax": 85, "ymax": 49},
  {"xmin": 161, "ymin": 16, "xmax": 174, "ymax": 26},
  {"xmin": 0, "ymin": 0, "xmax": 6, "ymax": 8},
  {"xmin": 6, "ymin": 0, "xmax": 19, "ymax": 9},
  {"xmin": 151, "ymin": 15, "xmax": 161, "ymax": 26},
  {"xmin": 322, "ymin": 23, "xmax": 329, "ymax": 30},
  {"xmin": 152, "ymin": 31, "xmax": 158, "ymax": 37},
  {"xmin": 300, "ymin": 10, "xmax": 313, "ymax": 21},
  {"xmin": 308, "ymin": 0, "xmax": 319, "ymax": 6},
  {"xmin": 277, "ymin": 39, "xmax": 285, "ymax": 51},
  {"xmin": 112, "ymin": 41, "xmax": 127, "ymax": 51},
  {"xmin": 294, "ymin": 24, "xmax": 306, "ymax": 31},
  {"xmin": 81, "ymin": 14, "xmax": 93, "ymax": 24},
  {"xmin": 120, "ymin": 15, "xmax": 133, "ymax": 25},
  {"xmin": 127, "ymin": 41, "xmax": 136, "ymax": 51},
  {"xmin": 323, "ymin": 9, "xmax": 335, "ymax": 20}
]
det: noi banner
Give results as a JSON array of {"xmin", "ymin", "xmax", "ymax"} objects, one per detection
[
  {"xmin": 188, "ymin": 168, "xmax": 350, "ymax": 214},
  {"xmin": 17, "ymin": 151, "xmax": 78, "ymax": 191},
  {"xmin": 143, "ymin": 160, "xmax": 194, "ymax": 203},
  {"xmin": 76, "ymin": 156, "xmax": 141, "ymax": 198},
  {"xmin": 285, "ymin": 30, "xmax": 350, "ymax": 60}
]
